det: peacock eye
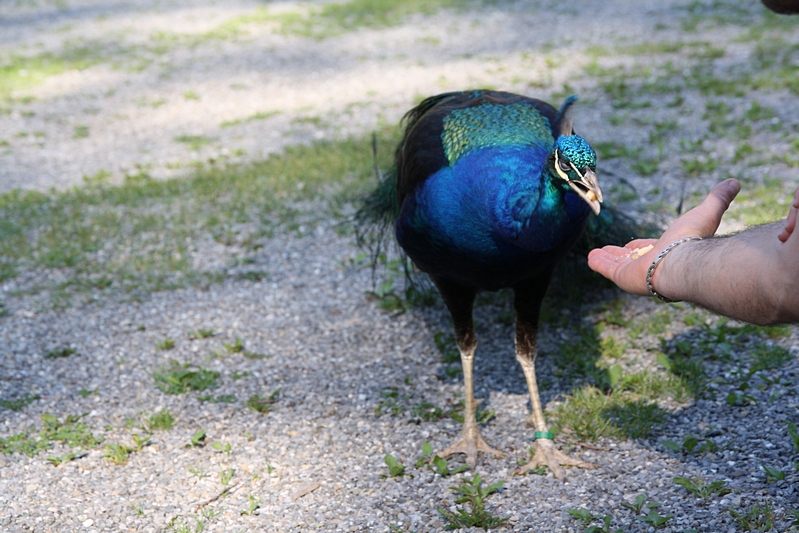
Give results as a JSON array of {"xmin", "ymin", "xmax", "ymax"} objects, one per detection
[{"xmin": 558, "ymin": 158, "xmax": 570, "ymax": 172}]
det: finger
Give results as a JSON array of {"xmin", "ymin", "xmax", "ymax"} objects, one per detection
[
  {"xmin": 668, "ymin": 179, "xmax": 740, "ymax": 239},
  {"xmin": 778, "ymin": 185, "xmax": 799, "ymax": 243}
]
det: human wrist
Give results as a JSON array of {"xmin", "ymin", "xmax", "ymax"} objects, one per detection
[{"xmin": 647, "ymin": 237, "xmax": 702, "ymax": 303}]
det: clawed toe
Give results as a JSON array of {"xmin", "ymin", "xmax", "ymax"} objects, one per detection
[{"xmin": 513, "ymin": 438, "xmax": 594, "ymax": 480}]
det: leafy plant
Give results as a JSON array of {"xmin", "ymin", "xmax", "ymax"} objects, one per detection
[
  {"xmin": 224, "ymin": 338, "xmax": 245, "ymax": 353},
  {"xmin": 430, "ymin": 455, "xmax": 469, "ymax": 477},
  {"xmin": 132, "ymin": 433, "xmax": 151, "ymax": 451},
  {"xmin": 0, "ymin": 394, "xmax": 41, "ymax": 412},
  {"xmin": 762, "ymin": 465, "xmax": 785, "ymax": 482},
  {"xmin": 788, "ymin": 422, "xmax": 799, "ymax": 453},
  {"xmin": 189, "ymin": 429, "xmax": 206, "ymax": 447},
  {"xmin": 727, "ymin": 503, "xmax": 775, "ymax": 532},
  {"xmin": 155, "ymin": 337, "xmax": 176, "ymax": 350},
  {"xmin": 44, "ymin": 347, "xmax": 77, "ymax": 359},
  {"xmin": 219, "ymin": 467, "xmax": 235, "ymax": 486},
  {"xmin": 383, "ymin": 454, "xmax": 406, "ymax": 477},
  {"xmin": 661, "ymin": 434, "xmax": 719, "ymax": 455},
  {"xmin": 211, "ymin": 441, "xmax": 232, "ymax": 456},
  {"xmin": 568, "ymin": 508, "xmax": 596, "ymax": 528},
  {"xmin": 637, "ymin": 508, "xmax": 673, "ymax": 529},
  {"xmin": 199, "ymin": 393, "xmax": 237, "ymax": 404},
  {"xmin": 146, "ymin": 409, "xmax": 176, "ymax": 431},
  {"xmin": 240, "ymin": 494, "xmax": 260, "ymax": 516},
  {"xmin": 104, "ymin": 443, "xmax": 136, "ymax": 464},
  {"xmin": 437, "ymin": 474, "xmax": 508, "ymax": 530},
  {"xmin": 188, "ymin": 328, "xmax": 215, "ymax": 339},
  {"xmin": 621, "ymin": 494, "xmax": 660, "ymax": 515},
  {"xmin": 153, "ymin": 363, "xmax": 220, "ymax": 394},
  {"xmin": 46, "ymin": 451, "xmax": 80, "ymax": 466},
  {"xmin": 40, "ymin": 413, "xmax": 103, "ymax": 449},
  {"xmin": 245, "ymin": 391, "xmax": 279, "ymax": 413},
  {"xmin": 674, "ymin": 476, "xmax": 731, "ymax": 498}
]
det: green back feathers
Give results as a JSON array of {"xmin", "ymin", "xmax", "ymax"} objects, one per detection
[{"xmin": 442, "ymin": 103, "xmax": 553, "ymax": 166}]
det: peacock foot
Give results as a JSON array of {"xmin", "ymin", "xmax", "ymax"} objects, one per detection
[
  {"xmin": 438, "ymin": 432, "xmax": 504, "ymax": 468},
  {"xmin": 513, "ymin": 438, "xmax": 594, "ymax": 481}
]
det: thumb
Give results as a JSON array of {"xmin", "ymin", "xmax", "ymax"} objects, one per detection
[{"xmin": 668, "ymin": 178, "xmax": 740, "ymax": 239}]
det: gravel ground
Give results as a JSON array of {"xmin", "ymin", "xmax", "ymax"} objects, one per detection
[{"xmin": 2, "ymin": 1, "xmax": 799, "ymax": 532}]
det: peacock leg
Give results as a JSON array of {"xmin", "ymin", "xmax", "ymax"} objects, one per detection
[
  {"xmin": 433, "ymin": 277, "xmax": 503, "ymax": 467},
  {"xmin": 512, "ymin": 279, "xmax": 594, "ymax": 480}
]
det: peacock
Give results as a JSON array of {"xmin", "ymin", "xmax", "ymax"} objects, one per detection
[{"xmin": 357, "ymin": 89, "xmax": 605, "ymax": 480}]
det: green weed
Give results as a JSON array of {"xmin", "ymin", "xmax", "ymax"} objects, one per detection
[
  {"xmin": 437, "ymin": 474, "xmax": 508, "ymax": 530},
  {"xmin": 0, "ymin": 394, "xmax": 40, "ymax": 412},
  {"xmin": 189, "ymin": 429, "xmax": 206, "ymax": 447},
  {"xmin": 219, "ymin": 467, "xmax": 235, "ymax": 486},
  {"xmin": 383, "ymin": 454, "xmax": 406, "ymax": 477},
  {"xmin": 174, "ymin": 135, "xmax": 214, "ymax": 151},
  {"xmin": 188, "ymin": 328, "xmax": 215, "ymax": 339},
  {"xmin": 145, "ymin": 409, "xmax": 176, "ymax": 431},
  {"xmin": 44, "ymin": 347, "xmax": 77, "ymax": 359},
  {"xmin": 104, "ymin": 442, "xmax": 136, "ymax": 465},
  {"xmin": 673, "ymin": 476, "xmax": 731, "ymax": 498},
  {"xmin": 46, "ymin": 451, "xmax": 80, "ymax": 466},
  {"xmin": 637, "ymin": 508, "xmax": 673, "ymax": 529},
  {"xmin": 762, "ymin": 465, "xmax": 785, "ymax": 482},
  {"xmin": 567, "ymin": 509, "xmax": 624, "ymax": 533},
  {"xmin": 210, "ymin": 441, "xmax": 232, "ymax": 456},
  {"xmin": 153, "ymin": 362, "xmax": 220, "ymax": 394},
  {"xmin": 239, "ymin": 494, "xmax": 260, "ymax": 516},
  {"xmin": 787, "ymin": 422, "xmax": 799, "ymax": 453},
  {"xmin": 727, "ymin": 503, "xmax": 775, "ymax": 532},
  {"xmin": 155, "ymin": 337, "xmax": 175, "ymax": 350},
  {"xmin": 245, "ymin": 391, "xmax": 279, "ymax": 413},
  {"xmin": 661, "ymin": 434, "xmax": 719, "ymax": 455},
  {"xmin": 198, "ymin": 393, "xmax": 237, "ymax": 404}
]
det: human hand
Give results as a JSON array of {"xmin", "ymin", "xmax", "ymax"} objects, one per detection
[
  {"xmin": 778, "ymin": 186, "xmax": 799, "ymax": 243},
  {"xmin": 587, "ymin": 178, "xmax": 741, "ymax": 296}
]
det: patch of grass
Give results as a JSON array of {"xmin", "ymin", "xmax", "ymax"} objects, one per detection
[
  {"xmin": 727, "ymin": 502, "xmax": 775, "ymax": 532},
  {"xmin": 46, "ymin": 451, "xmax": 80, "ymax": 466},
  {"xmin": 437, "ymin": 474, "xmax": 508, "ymax": 530},
  {"xmin": 146, "ymin": 409, "xmax": 176, "ymax": 431},
  {"xmin": 174, "ymin": 135, "xmax": 214, "ymax": 151},
  {"xmin": 383, "ymin": 454, "xmax": 406, "ymax": 477},
  {"xmin": 153, "ymin": 362, "xmax": 220, "ymax": 394},
  {"xmin": 155, "ymin": 337, "xmax": 175, "ymax": 350},
  {"xmin": 661, "ymin": 434, "xmax": 719, "ymax": 455},
  {"xmin": 674, "ymin": 476, "xmax": 732, "ymax": 499},
  {"xmin": 735, "ymin": 176, "xmax": 794, "ymax": 226},
  {"xmin": 551, "ymin": 385, "xmax": 668, "ymax": 442},
  {"xmin": 245, "ymin": 391, "xmax": 279, "ymax": 413},
  {"xmin": 44, "ymin": 347, "xmax": 77, "ymax": 359},
  {"xmin": 188, "ymin": 328, "xmax": 215, "ymax": 339},
  {"xmin": 198, "ymin": 393, "xmax": 237, "ymax": 404},
  {"xmin": 40, "ymin": 413, "xmax": 104, "ymax": 449},
  {"xmin": 0, "ymin": 132, "xmax": 396, "ymax": 307},
  {"xmin": 567, "ymin": 509, "xmax": 624, "ymax": 533},
  {"xmin": 104, "ymin": 442, "xmax": 136, "ymax": 465},
  {"xmin": 220, "ymin": 110, "xmax": 280, "ymax": 128},
  {"xmin": 0, "ymin": 394, "xmax": 41, "ymax": 412}
]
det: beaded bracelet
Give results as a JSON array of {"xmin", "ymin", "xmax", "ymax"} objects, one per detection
[{"xmin": 645, "ymin": 237, "xmax": 702, "ymax": 303}]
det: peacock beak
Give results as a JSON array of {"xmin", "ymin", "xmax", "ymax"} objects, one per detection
[{"xmin": 567, "ymin": 168, "xmax": 603, "ymax": 215}]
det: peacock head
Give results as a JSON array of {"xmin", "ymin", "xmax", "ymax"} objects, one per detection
[{"xmin": 552, "ymin": 135, "xmax": 603, "ymax": 215}]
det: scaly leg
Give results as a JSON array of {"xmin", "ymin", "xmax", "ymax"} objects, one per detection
[
  {"xmin": 433, "ymin": 276, "xmax": 503, "ymax": 467},
  {"xmin": 438, "ymin": 342, "xmax": 504, "ymax": 466},
  {"xmin": 512, "ymin": 278, "xmax": 593, "ymax": 480}
]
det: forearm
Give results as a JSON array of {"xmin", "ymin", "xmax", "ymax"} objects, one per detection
[{"xmin": 652, "ymin": 222, "xmax": 799, "ymax": 325}]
